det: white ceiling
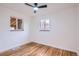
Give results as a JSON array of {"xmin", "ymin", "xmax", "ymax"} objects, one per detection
[{"xmin": 0, "ymin": 3, "xmax": 76, "ymax": 16}]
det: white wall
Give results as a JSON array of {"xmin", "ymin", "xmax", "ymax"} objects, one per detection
[
  {"xmin": 76, "ymin": 4, "xmax": 79, "ymax": 55},
  {"xmin": 0, "ymin": 5, "xmax": 31, "ymax": 52},
  {"xmin": 29, "ymin": 4, "xmax": 77, "ymax": 52}
]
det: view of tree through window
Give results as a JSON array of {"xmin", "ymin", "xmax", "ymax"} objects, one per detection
[{"xmin": 10, "ymin": 17, "xmax": 23, "ymax": 31}]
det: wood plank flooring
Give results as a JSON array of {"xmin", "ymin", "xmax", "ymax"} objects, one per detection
[{"xmin": 0, "ymin": 42, "xmax": 77, "ymax": 56}]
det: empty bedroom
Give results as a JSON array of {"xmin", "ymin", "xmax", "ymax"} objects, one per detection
[{"xmin": 0, "ymin": 3, "xmax": 79, "ymax": 56}]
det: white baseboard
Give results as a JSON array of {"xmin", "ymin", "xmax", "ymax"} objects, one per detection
[{"xmin": 0, "ymin": 40, "xmax": 30, "ymax": 53}]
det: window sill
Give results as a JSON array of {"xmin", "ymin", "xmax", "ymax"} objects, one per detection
[
  {"xmin": 10, "ymin": 29, "xmax": 24, "ymax": 31},
  {"xmin": 40, "ymin": 30, "xmax": 50, "ymax": 31}
]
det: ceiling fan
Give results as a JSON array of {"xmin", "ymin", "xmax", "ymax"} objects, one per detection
[{"xmin": 25, "ymin": 3, "xmax": 47, "ymax": 13}]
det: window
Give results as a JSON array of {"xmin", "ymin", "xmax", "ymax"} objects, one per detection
[
  {"xmin": 18, "ymin": 19, "xmax": 22, "ymax": 30},
  {"xmin": 10, "ymin": 17, "xmax": 23, "ymax": 31},
  {"xmin": 40, "ymin": 19, "xmax": 50, "ymax": 31}
]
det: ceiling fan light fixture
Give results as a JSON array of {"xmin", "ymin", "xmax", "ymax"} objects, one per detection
[{"xmin": 33, "ymin": 7, "xmax": 38, "ymax": 11}]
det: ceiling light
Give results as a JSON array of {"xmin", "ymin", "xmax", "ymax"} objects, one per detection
[{"xmin": 33, "ymin": 7, "xmax": 38, "ymax": 11}]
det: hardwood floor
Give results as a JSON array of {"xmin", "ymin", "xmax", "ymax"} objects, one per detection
[{"xmin": 0, "ymin": 42, "xmax": 77, "ymax": 56}]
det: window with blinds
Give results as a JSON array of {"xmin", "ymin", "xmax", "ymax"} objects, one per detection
[{"xmin": 40, "ymin": 19, "xmax": 50, "ymax": 31}]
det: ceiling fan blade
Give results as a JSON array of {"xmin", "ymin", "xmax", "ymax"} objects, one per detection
[
  {"xmin": 38, "ymin": 5, "xmax": 47, "ymax": 8},
  {"xmin": 25, "ymin": 3, "xmax": 33, "ymax": 7}
]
